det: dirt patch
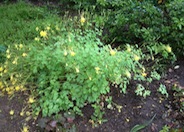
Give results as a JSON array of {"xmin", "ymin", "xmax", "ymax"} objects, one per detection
[{"xmin": 0, "ymin": 93, "xmax": 38, "ymax": 132}]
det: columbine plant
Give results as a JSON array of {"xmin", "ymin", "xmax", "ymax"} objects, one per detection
[
  {"xmin": 0, "ymin": 14, "xmax": 165, "ymax": 122},
  {"xmin": 27, "ymin": 26, "xmax": 145, "ymax": 117}
]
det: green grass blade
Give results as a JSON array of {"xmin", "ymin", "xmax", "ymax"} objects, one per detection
[{"xmin": 130, "ymin": 114, "xmax": 156, "ymax": 132}]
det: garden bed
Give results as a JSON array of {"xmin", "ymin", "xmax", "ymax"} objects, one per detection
[{"xmin": 0, "ymin": 60, "xmax": 183, "ymax": 131}]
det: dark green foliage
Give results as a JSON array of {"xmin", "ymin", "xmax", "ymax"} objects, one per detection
[
  {"xmin": 162, "ymin": 0, "xmax": 184, "ymax": 56},
  {"xmin": 0, "ymin": 45, "xmax": 7, "ymax": 63}
]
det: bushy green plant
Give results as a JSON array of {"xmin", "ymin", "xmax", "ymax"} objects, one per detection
[
  {"xmin": 27, "ymin": 27, "xmax": 146, "ymax": 117},
  {"xmin": 1, "ymin": 15, "xmax": 150, "ymax": 118}
]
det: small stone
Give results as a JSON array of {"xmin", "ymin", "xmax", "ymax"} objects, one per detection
[
  {"xmin": 168, "ymin": 68, "xmax": 173, "ymax": 72},
  {"xmin": 174, "ymin": 65, "xmax": 180, "ymax": 69}
]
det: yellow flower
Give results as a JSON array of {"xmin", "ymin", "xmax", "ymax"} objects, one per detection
[
  {"xmin": 21, "ymin": 126, "xmax": 29, "ymax": 132},
  {"xmin": 9, "ymin": 110, "xmax": 14, "ymax": 115},
  {"xmin": 7, "ymin": 54, "xmax": 11, "ymax": 59},
  {"xmin": 0, "ymin": 67, "xmax": 3, "ymax": 72},
  {"xmin": 34, "ymin": 37, "xmax": 40, "ymax": 41},
  {"xmin": 142, "ymin": 72, "xmax": 147, "ymax": 77},
  {"xmin": 158, "ymin": 0, "xmax": 163, "ymax": 4},
  {"xmin": 20, "ymin": 111, "xmax": 24, "ymax": 116},
  {"xmin": 6, "ymin": 49, "xmax": 10, "ymax": 54},
  {"xmin": 165, "ymin": 45, "xmax": 172, "ymax": 53},
  {"xmin": 26, "ymin": 111, "xmax": 31, "ymax": 116},
  {"xmin": 6, "ymin": 87, "xmax": 10, "ymax": 92},
  {"xmin": 80, "ymin": 16, "xmax": 86, "ymax": 24},
  {"xmin": 19, "ymin": 44, "xmax": 23, "ymax": 49},
  {"xmin": 64, "ymin": 50, "xmax": 68, "ymax": 56},
  {"xmin": 28, "ymin": 97, "xmax": 35, "ymax": 104},
  {"xmin": 70, "ymin": 51, "xmax": 75, "ymax": 56},
  {"xmin": 22, "ymin": 53, "xmax": 27, "ymax": 57},
  {"xmin": 0, "ymin": 81, "xmax": 3, "ymax": 89},
  {"xmin": 75, "ymin": 67, "xmax": 80, "ymax": 73},
  {"xmin": 15, "ymin": 44, "xmax": 18, "ymax": 49},
  {"xmin": 12, "ymin": 60, "xmax": 17, "ymax": 65},
  {"xmin": 134, "ymin": 55, "xmax": 140, "ymax": 61},
  {"xmin": 127, "ymin": 47, "xmax": 131, "ymax": 52},
  {"xmin": 125, "ymin": 71, "xmax": 131, "ymax": 78},
  {"xmin": 95, "ymin": 67, "xmax": 100, "ymax": 74},
  {"xmin": 46, "ymin": 26, "xmax": 51, "ymax": 30},
  {"xmin": 40, "ymin": 31, "xmax": 47, "ymax": 37},
  {"xmin": 7, "ymin": 91, "xmax": 14, "ymax": 95},
  {"xmin": 36, "ymin": 27, "xmax": 39, "ymax": 31},
  {"xmin": 4, "ymin": 69, "xmax": 7, "ymax": 73},
  {"xmin": 15, "ymin": 86, "xmax": 20, "ymax": 91},
  {"xmin": 89, "ymin": 77, "xmax": 92, "ymax": 80},
  {"xmin": 142, "ymin": 67, "xmax": 145, "ymax": 72},
  {"xmin": 110, "ymin": 50, "xmax": 116, "ymax": 56}
]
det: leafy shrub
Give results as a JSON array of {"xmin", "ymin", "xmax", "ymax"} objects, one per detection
[
  {"xmin": 162, "ymin": 0, "xmax": 184, "ymax": 56},
  {"xmin": 27, "ymin": 26, "xmax": 146, "ymax": 117}
]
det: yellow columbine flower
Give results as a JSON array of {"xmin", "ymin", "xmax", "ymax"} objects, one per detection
[
  {"xmin": 110, "ymin": 50, "xmax": 116, "ymax": 56},
  {"xmin": 40, "ymin": 31, "xmax": 47, "ymax": 37},
  {"xmin": 0, "ymin": 67, "xmax": 3, "ymax": 72},
  {"xmin": 22, "ymin": 53, "xmax": 27, "ymax": 57},
  {"xmin": 125, "ymin": 71, "xmax": 131, "ymax": 78},
  {"xmin": 7, "ymin": 54, "xmax": 11, "ymax": 59},
  {"xmin": 15, "ymin": 44, "xmax": 18, "ymax": 49},
  {"xmin": 75, "ymin": 67, "xmax": 80, "ymax": 73},
  {"xmin": 46, "ymin": 26, "xmax": 51, "ymax": 30},
  {"xmin": 15, "ymin": 86, "xmax": 20, "ymax": 91},
  {"xmin": 9, "ymin": 110, "xmax": 14, "ymax": 115},
  {"xmin": 165, "ymin": 45, "xmax": 172, "ymax": 53},
  {"xmin": 80, "ymin": 16, "xmax": 86, "ymax": 24},
  {"xmin": 142, "ymin": 72, "xmax": 147, "ymax": 77},
  {"xmin": 4, "ymin": 69, "xmax": 7, "ymax": 73},
  {"xmin": 19, "ymin": 44, "xmax": 23, "ymax": 49},
  {"xmin": 127, "ymin": 47, "xmax": 131, "ymax": 52},
  {"xmin": 95, "ymin": 67, "xmax": 100, "ymax": 74},
  {"xmin": 8, "ymin": 91, "xmax": 14, "ymax": 95},
  {"xmin": 28, "ymin": 97, "xmax": 35, "ymax": 104},
  {"xmin": 12, "ymin": 59, "xmax": 17, "ymax": 65},
  {"xmin": 21, "ymin": 126, "xmax": 29, "ymax": 132},
  {"xmin": 70, "ymin": 51, "xmax": 75, "ymax": 56},
  {"xmin": 20, "ymin": 111, "xmax": 24, "ymax": 116},
  {"xmin": 0, "ymin": 81, "xmax": 3, "ymax": 89},
  {"xmin": 134, "ymin": 55, "xmax": 140, "ymax": 61},
  {"xmin": 26, "ymin": 111, "xmax": 31, "ymax": 116},
  {"xmin": 34, "ymin": 37, "xmax": 40, "ymax": 41},
  {"xmin": 6, "ymin": 49, "xmax": 10, "ymax": 54},
  {"xmin": 36, "ymin": 27, "xmax": 39, "ymax": 31}
]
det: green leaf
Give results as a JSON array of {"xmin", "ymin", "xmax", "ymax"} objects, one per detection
[
  {"xmin": 130, "ymin": 114, "xmax": 156, "ymax": 132},
  {"xmin": 0, "ymin": 45, "xmax": 6, "ymax": 52}
]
